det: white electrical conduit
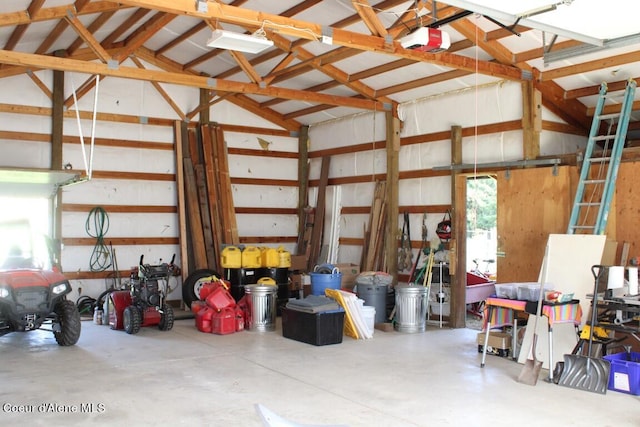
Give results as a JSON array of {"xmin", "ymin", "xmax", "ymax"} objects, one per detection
[{"xmin": 70, "ymin": 75, "xmax": 100, "ymax": 179}]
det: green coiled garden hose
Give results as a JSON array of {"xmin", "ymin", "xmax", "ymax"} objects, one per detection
[{"xmin": 86, "ymin": 206, "xmax": 111, "ymax": 272}]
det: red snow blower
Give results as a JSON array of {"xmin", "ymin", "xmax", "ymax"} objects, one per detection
[{"xmin": 108, "ymin": 254, "xmax": 180, "ymax": 334}]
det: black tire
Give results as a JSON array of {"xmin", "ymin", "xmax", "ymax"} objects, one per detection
[
  {"xmin": 182, "ymin": 269, "xmax": 219, "ymax": 308},
  {"xmin": 53, "ymin": 299, "xmax": 81, "ymax": 346},
  {"xmin": 158, "ymin": 304, "xmax": 174, "ymax": 331},
  {"xmin": 123, "ymin": 306, "xmax": 141, "ymax": 334}
]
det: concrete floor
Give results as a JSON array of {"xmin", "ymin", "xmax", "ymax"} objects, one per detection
[{"xmin": 1, "ymin": 314, "xmax": 639, "ymax": 427}]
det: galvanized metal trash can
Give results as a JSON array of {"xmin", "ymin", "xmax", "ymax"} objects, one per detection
[
  {"xmin": 394, "ymin": 285, "xmax": 428, "ymax": 333},
  {"xmin": 244, "ymin": 285, "xmax": 277, "ymax": 331}
]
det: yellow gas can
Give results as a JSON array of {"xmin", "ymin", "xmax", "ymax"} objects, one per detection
[
  {"xmin": 261, "ymin": 247, "xmax": 279, "ymax": 268},
  {"xmin": 241, "ymin": 246, "xmax": 261, "ymax": 268},
  {"xmin": 221, "ymin": 246, "xmax": 241, "ymax": 268},
  {"xmin": 277, "ymin": 246, "xmax": 291, "ymax": 268}
]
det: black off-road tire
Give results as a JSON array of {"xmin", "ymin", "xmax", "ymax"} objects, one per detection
[
  {"xmin": 123, "ymin": 306, "xmax": 141, "ymax": 334},
  {"xmin": 53, "ymin": 299, "xmax": 81, "ymax": 346},
  {"xmin": 158, "ymin": 304, "xmax": 174, "ymax": 331},
  {"xmin": 182, "ymin": 268, "xmax": 219, "ymax": 308}
]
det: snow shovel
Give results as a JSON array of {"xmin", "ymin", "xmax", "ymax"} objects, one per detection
[
  {"xmin": 516, "ymin": 245, "xmax": 549, "ymax": 386},
  {"xmin": 556, "ymin": 265, "xmax": 611, "ymax": 394}
]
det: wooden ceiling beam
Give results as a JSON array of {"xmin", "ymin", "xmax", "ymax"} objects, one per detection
[
  {"xmin": 35, "ymin": 16, "xmax": 70, "ymax": 55},
  {"xmin": 588, "ymin": 100, "xmax": 640, "ymax": 117},
  {"xmin": 351, "ymin": 0, "xmax": 389, "ymax": 38},
  {"xmin": 67, "ymin": 11, "xmax": 116, "ymax": 56},
  {"xmin": 64, "ymin": 11, "xmax": 112, "ymax": 62},
  {"xmin": 0, "ymin": 49, "xmax": 387, "ymax": 112},
  {"xmin": 376, "ymin": 69, "xmax": 472, "ymax": 97},
  {"xmin": 156, "ymin": 21, "xmax": 207, "ymax": 56},
  {"xmin": 450, "ymin": 18, "xmax": 514, "ymax": 65},
  {"xmin": 113, "ymin": 12, "xmax": 176, "ymax": 62},
  {"xmin": 225, "ymin": 94, "xmax": 301, "ymax": 131},
  {"xmin": 266, "ymin": 47, "xmax": 360, "ymax": 84},
  {"xmin": 134, "ymin": 46, "xmax": 198, "ymax": 75},
  {"xmin": 0, "ymin": 2, "xmax": 128, "ymax": 27},
  {"xmin": 117, "ymin": 0, "xmax": 524, "ymax": 81},
  {"xmin": 540, "ymin": 50, "xmax": 640, "ymax": 81},
  {"xmin": 532, "ymin": 69, "xmax": 590, "ymax": 130},
  {"xmin": 280, "ymin": 0, "xmax": 323, "ymax": 18},
  {"xmin": 262, "ymin": 53, "xmax": 296, "ymax": 86},
  {"xmin": 228, "ymin": 50, "xmax": 262, "ymax": 84},
  {"xmin": 513, "ymin": 40, "xmax": 583, "ymax": 65},
  {"xmin": 565, "ymin": 78, "xmax": 640, "ymax": 100},
  {"xmin": 261, "ymin": 79, "xmax": 340, "ymax": 109},
  {"xmin": 3, "ymin": 0, "xmax": 46, "ymax": 50},
  {"xmin": 130, "ymin": 57, "xmax": 186, "ymax": 121},
  {"xmin": 484, "ymin": 25, "xmax": 531, "ymax": 41},
  {"xmin": 100, "ymin": 8, "xmax": 151, "ymax": 48},
  {"xmin": 284, "ymin": 103, "xmax": 336, "ymax": 120},
  {"xmin": 26, "ymin": 69, "xmax": 52, "ymax": 99}
]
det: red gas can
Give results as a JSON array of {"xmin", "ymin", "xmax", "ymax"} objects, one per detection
[
  {"xmin": 235, "ymin": 307, "xmax": 245, "ymax": 332},
  {"xmin": 191, "ymin": 300, "xmax": 207, "ymax": 315},
  {"xmin": 199, "ymin": 281, "xmax": 220, "ymax": 301},
  {"xmin": 205, "ymin": 286, "xmax": 236, "ymax": 311},
  {"xmin": 195, "ymin": 306, "xmax": 214, "ymax": 333},
  {"xmin": 211, "ymin": 307, "xmax": 236, "ymax": 335}
]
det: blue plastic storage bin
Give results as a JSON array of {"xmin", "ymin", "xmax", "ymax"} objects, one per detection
[{"xmin": 603, "ymin": 351, "xmax": 640, "ymax": 395}]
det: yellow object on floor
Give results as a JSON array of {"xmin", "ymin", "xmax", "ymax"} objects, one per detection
[{"xmin": 325, "ymin": 288, "xmax": 359, "ymax": 339}]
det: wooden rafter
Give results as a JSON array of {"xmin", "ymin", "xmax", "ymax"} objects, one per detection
[
  {"xmin": 64, "ymin": 11, "xmax": 112, "ymax": 62},
  {"xmin": 112, "ymin": 12, "xmax": 176, "ymax": 62},
  {"xmin": 565, "ymin": 78, "xmax": 640, "ymax": 100},
  {"xmin": 3, "ymin": 0, "xmax": 46, "ymax": 50},
  {"xmin": 228, "ymin": 50, "xmax": 262, "ymax": 84},
  {"xmin": 156, "ymin": 21, "xmax": 207, "ymax": 56},
  {"xmin": 0, "ymin": 2, "xmax": 129, "ymax": 27},
  {"xmin": 130, "ymin": 57, "xmax": 186, "ymax": 121},
  {"xmin": 67, "ymin": 11, "xmax": 116, "ymax": 56},
  {"xmin": 0, "ymin": 50, "xmax": 387, "ymax": 112},
  {"xmin": 26, "ymin": 69, "xmax": 52, "ymax": 99},
  {"xmin": 225, "ymin": 94, "xmax": 301, "ymax": 131},
  {"xmin": 351, "ymin": 0, "xmax": 388, "ymax": 37},
  {"xmin": 0, "ymin": 0, "xmax": 636, "ymax": 134},
  {"xmin": 117, "ymin": 0, "xmax": 523, "ymax": 81},
  {"xmin": 540, "ymin": 50, "xmax": 640, "ymax": 82}
]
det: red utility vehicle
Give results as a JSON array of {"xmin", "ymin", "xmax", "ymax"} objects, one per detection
[{"xmin": 0, "ymin": 220, "xmax": 80, "ymax": 346}]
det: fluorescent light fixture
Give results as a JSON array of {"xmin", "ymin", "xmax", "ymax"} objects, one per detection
[{"xmin": 206, "ymin": 29, "xmax": 274, "ymax": 54}]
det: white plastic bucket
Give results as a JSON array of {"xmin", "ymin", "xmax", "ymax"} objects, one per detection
[{"xmin": 361, "ymin": 305, "xmax": 375, "ymax": 335}]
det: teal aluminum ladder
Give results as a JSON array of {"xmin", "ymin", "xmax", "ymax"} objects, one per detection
[{"xmin": 567, "ymin": 80, "xmax": 636, "ymax": 234}]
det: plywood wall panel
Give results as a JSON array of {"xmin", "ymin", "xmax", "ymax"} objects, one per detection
[
  {"xmin": 496, "ymin": 166, "xmax": 572, "ymax": 283},
  {"xmin": 616, "ymin": 161, "xmax": 640, "ymax": 261}
]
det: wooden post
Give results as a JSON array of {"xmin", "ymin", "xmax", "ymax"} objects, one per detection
[
  {"xmin": 174, "ymin": 121, "xmax": 189, "ymax": 280},
  {"xmin": 385, "ymin": 110, "xmax": 400, "ymax": 281},
  {"xmin": 297, "ymin": 125, "xmax": 309, "ymax": 255},
  {"xmin": 307, "ymin": 156, "xmax": 330, "ymax": 272},
  {"xmin": 450, "ymin": 125, "xmax": 465, "ymax": 328},
  {"xmin": 51, "ymin": 50, "xmax": 65, "ymax": 264},
  {"xmin": 199, "ymin": 86, "xmax": 210, "ymax": 124},
  {"xmin": 522, "ymin": 80, "xmax": 541, "ymax": 161}
]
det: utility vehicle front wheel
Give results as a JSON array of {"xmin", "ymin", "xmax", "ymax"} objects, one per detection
[{"xmin": 53, "ymin": 299, "xmax": 81, "ymax": 346}]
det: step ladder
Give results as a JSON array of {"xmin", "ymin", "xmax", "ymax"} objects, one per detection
[{"xmin": 567, "ymin": 79, "xmax": 637, "ymax": 235}]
